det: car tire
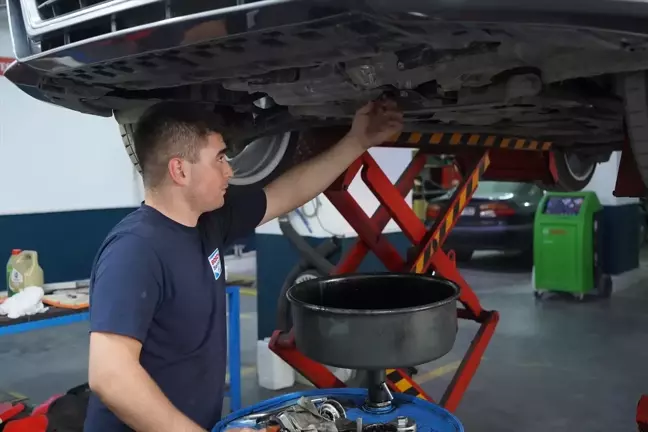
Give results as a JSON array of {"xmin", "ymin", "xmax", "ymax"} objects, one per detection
[
  {"xmin": 538, "ymin": 150, "xmax": 597, "ymax": 192},
  {"xmin": 622, "ymin": 71, "xmax": 648, "ymax": 193},
  {"xmin": 290, "ymin": 269, "xmax": 323, "ymax": 286},
  {"xmin": 120, "ymin": 122, "xmax": 297, "ymax": 190},
  {"xmin": 118, "ymin": 122, "xmax": 340, "ymax": 192},
  {"xmin": 452, "ymin": 249, "xmax": 474, "ymax": 262}
]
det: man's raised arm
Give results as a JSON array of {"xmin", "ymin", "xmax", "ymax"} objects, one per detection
[{"xmin": 259, "ymin": 100, "xmax": 403, "ymax": 226}]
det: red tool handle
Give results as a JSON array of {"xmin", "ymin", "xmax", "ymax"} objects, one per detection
[{"xmin": 0, "ymin": 403, "xmax": 25, "ymax": 424}]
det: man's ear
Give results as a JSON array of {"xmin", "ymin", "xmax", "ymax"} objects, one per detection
[{"xmin": 168, "ymin": 157, "xmax": 189, "ymax": 185}]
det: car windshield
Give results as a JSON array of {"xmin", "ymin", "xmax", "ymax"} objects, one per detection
[
  {"xmin": 475, "ymin": 181, "xmax": 528, "ymax": 194},
  {"xmin": 441, "ymin": 181, "xmax": 534, "ymax": 199}
]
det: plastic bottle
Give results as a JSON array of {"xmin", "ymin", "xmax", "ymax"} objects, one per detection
[
  {"xmin": 9, "ymin": 250, "xmax": 44, "ymax": 296},
  {"xmin": 256, "ymin": 337, "xmax": 295, "ymax": 390},
  {"xmin": 6, "ymin": 249, "xmax": 21, "ymax": 297}
]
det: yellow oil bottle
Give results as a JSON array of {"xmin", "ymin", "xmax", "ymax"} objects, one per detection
[
  {"xmin": 8, "ymin": 250, "xmax": 44, "ymax": 296},
  {"xmin": 6, "ymin": 249, "xmax": 21, "ymax": 297}
]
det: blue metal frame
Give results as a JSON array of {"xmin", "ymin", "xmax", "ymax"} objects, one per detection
[
  {"xmin": 0, "ymin": 311, "xmax": 90, "ymax": 336},
  {"xmin": 0, "ymin": 285, "xmax": 244, "ymax": 412},
  {"xmin": 226, "ymin": 285, "xmax": 242, "ymax": 412}
]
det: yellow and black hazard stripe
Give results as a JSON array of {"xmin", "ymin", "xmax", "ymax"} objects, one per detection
[
  {"xmin": 389, "ymin": 131, "xmax": 552, "ymax": 151},
  {"xmin": 385, "ymin": 369, "xmax": 432, "ymax": 401},
  {"xmin": 413, "ymin": 152, "xmax": 491, "ymax": 273}
]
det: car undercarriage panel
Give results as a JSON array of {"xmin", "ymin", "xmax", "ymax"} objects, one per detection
[{"xmin": 6, "ymin": 0, "xmax": 648, "ymax": 148}]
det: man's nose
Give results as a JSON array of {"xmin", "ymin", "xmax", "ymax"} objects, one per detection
[{"xmin": 224, "ymin": 159, "xmax": 234, "ymax": 179}]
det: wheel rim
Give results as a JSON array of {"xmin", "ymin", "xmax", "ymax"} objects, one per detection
[
  {"xmin": 294, "ymin": 272, "xmax": 319, "ymax": 285},
  {"xmin": 563, "ymin": 152, "xmax": 595, "ymax": 182},
  {"xmin": 228, "ymin": 132, "xmax": 291, "ymax": 186}
]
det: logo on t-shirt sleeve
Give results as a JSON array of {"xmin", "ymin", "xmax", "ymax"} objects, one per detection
[{"xmin": 208, "ymin": 248, "xmax": 222, "ymax": 280}]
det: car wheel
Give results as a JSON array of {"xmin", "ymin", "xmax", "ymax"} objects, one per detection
[
  {"xmin": 120, "ymin": 122, "xmax": 299, "ymax": 188},
  {"xmin": 452, "ymin": 249, "xmax": 474, "ymax": 262},
  {"xmin": 118, "ymin": 122, "xmax": 339, "ymax": 191},
  {"xmin": 622, "ymin": 71, "xmax": 648, "ymax": 193},
  {"xmin": 291, "ymin": 269, "xmax": 322, "ymax": 286},
  {"xmin": 538, "ymin": 150, "xmax": 596, "ymax": 192}
]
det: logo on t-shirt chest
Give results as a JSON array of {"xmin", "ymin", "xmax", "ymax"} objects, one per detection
[{"xmin": 208, "ymin": 248, "xmax": 222, "ymax": 280}]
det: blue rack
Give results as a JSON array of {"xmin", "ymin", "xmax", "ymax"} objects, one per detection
[
  {"xmin": 225, "ymin": 284, "xmax": 242, "ymax": 412},
  {"xmin": 0, "ymin": 284, "xmax": 244, "ymax": 411}
]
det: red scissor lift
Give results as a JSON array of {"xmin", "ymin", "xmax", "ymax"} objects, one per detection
[{"xmin": 269, "ymin": 133, "xmax": 501, "ymax": 413}]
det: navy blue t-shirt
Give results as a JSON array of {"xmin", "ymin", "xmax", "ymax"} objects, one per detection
[{"xmin": 84, "ymin": 188, "xmax": 267, "ymax": 432}]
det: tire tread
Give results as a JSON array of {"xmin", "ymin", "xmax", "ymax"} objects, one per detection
[{"xmin": 622, "ymin": 71, "xmax": 648, "ymax": 190}]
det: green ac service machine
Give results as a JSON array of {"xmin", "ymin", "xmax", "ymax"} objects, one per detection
[{"xmin": 533, "ymin": 191, "xmax": 612, "ymax": 300}]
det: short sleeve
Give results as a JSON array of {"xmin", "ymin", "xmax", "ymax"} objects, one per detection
[
  {"xmin": 201, "ymin": 187, "xmax": 267, "ymax": 248},
  {"xmin": 89, "ymin": 234, "xmax": 163, "ymax": 343}
]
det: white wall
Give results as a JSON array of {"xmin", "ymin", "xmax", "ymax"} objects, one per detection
[
  {"xmin": 256, "ymin": 147, "xmax": 413, "ymax": 238},
  {"xmin": 0, "ymin": 9, "xmax": 143, "ymax": 215}
]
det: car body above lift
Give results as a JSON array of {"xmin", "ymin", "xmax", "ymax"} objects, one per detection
[{"xmin": 3, "ymin": 0, "xmax": 648, "ymax": 194}]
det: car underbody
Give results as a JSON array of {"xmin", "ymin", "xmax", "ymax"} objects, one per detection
[{"xmin": 6, "ymin": 0, "xmax": 648, "ymax": 189}]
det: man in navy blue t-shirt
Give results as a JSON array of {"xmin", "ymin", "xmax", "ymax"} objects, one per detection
[{"xmin": 84, "ymin": 100, "xmax": 403, "ymax": 432}]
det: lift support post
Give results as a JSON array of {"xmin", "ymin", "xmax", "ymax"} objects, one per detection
[{"xmin": 270, "ymin": 133, "xmax": 503, "ymax": 412}]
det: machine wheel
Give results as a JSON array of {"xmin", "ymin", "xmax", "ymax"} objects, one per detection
[
  {"xmin": 539, "ymin": 150, "xmax": 597, "ymax": 192},
  {"xmin": 292, "ymin": 269, "xmax": 323, "ymax": 286},
  {"xmin": 595, "ymin": 273, "xmax": 613, "ymax": 299}
]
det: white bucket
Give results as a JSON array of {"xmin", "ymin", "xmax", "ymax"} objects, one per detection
[
  {"xmin": 295, "ymin": 366, "xmax": 355, "ymax": 387},
  {"xmin": 256, "ymin": 337, "xmax": 295, "ymax": 390}
]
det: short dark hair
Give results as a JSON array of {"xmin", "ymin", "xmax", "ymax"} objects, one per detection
[{"xmin": 133, "ymin": 102, "xmax": 222, "ymax": 189}]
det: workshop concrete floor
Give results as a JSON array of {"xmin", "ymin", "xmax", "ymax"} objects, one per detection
[{"xmin": 1, "ymin": 252, "xmax": 648, "ymax": 432}]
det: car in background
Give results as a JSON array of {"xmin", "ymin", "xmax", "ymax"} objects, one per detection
[{"xmin": 425, "ymin": 181, "xmax": 544, "ymax": 261}]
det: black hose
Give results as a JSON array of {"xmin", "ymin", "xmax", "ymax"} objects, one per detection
[
  {"xmin": 278, "ymin": 215, "xmax": 337, "ymax": 275},
  {"xmin": 275, "ymin": 214, "xmax": 341, "ymax": 332},
  {"xmin": 275, "ymin": 239, "xmax": 340, "ymax": 332}
]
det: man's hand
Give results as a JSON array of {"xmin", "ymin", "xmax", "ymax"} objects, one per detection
[
  {"xmin": 346, "ymin": 99, "xmax": 404, "ymax": 149},
  {"xmin": 259, "ymin": 99, "xmax": 404, "ymax": 225}
]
